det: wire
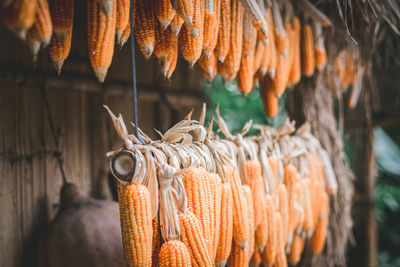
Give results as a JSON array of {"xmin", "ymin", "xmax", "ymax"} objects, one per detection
[{"xmin": 129, "ymin": 0, "xmax": 145, "ymax": 145}]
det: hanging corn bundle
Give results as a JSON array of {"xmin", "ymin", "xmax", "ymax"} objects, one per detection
[{"xmin": 103, "ymin": 104, "xmax": 337, "ymax": 267}]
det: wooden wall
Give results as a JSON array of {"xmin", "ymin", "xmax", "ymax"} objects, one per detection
[{"xmin": 0, "ymin": 7, "xmax": 205, "ymax": 265}]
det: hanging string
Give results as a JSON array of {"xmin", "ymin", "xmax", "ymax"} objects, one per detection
[{"xmin": 129, "ymin": 0, "xmax": 145, "ymax": 145}]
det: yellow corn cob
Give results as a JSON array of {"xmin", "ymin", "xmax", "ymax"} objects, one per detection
[
  {"xmin": 159, "ymin": 240, "xmax": 192, "ymax": 267},
  {"xmin": 301, "ymin": 23, "xmax": 315, "ymax": 76},
  {"xmin": 268, "ymin": 156, "xmax": 279, "ymax": 193},
  {"xmin": 170, "ymin": 13, "xmax": 184, "ymax": 35},
  {"xmin": 48, "ymin": 0, "xmax": 73, "ymax": 73},
  {"xmin": 245, "ymin": 160, "xmax": 265, "ymax": 228},
  {"xmin": 118, "ymin": 20, "xmax": 131, "ymax": 48},
  {"xmin": 179, "ymin": 0, "xmax": 204, "ymax": 65},
  {"xmin": 210, "ymin": 173, "xmax": 223, "ymax": 261},
  {"xmin": 243, "ymin": 185, "xmax": 255, "ymax": 259},
  {"xmin": 199, "ymin": 52, "xmax": 217, "ymax": 81},
  {"xmin": 27, "ymin": 0, "xmax": 53, "ymax": 60},
  {"xmin": 285, "ymin": 22, "xmax": 296, "ymax": 85},
  {"xmin": 311, "ymin": 192, "xmax": 329, "ymax": 254},
  {"xmin": 155, "ymin": 23, "xmax": 177, "ymax": 64},
  {"xmin": 182, "ymin": 168, "xmax": 211, "ymax": 251},
  {"xmin": 255, "ymin": 196, "xmax": 268, "ymax": 251},
  {"xmin": 250, "ymin": 243, "xmax": 262, "ymax": 267},
  {"xmin": 175, "ymin": 0, "xmax": 194, "ymax": 25},
  {"xmin": 301, "ymin": 178, "xmax": 314, "ymax": 231},
  {"xmin": 288, "ymin": 231, "xmax": 305, "ymax": 265},
  {"xmin": 225, "ymin": 166, "xmax": 250, "ymax": 249},
  {"xmin": 156, "ymin": 0, "xmax": 175, "ymax": 29},
  {"xmin": 314, "ymin": 45, "xmax": 327, "ymax": 71},
  {"xmin": 278, "ymin": 184, "xmax": 289, "ymax": 246},
  {"xmin": 2, "ymin": 0, "xmax": 38, "ymax": 39},
  {"xmin": 116, "ymin": 0, "xmax": 130, "ymax": 42},
  {"xmin": 253, "ymin": 38, "xmax": 265, "ymax": 74},
  {"xmin": 87, "ymin": 0, "xmax": 116, "ymax": 83},
  {"xmin": 240, "ymin": 0, "xmax": 267, "ymax": 41},
  {"xmin": 218, "ymin": 0, "xmax": 244, "ymax": 80},
  {"xmin": 260, "ymin": 74, "xmax": 279, "ymax": 118},
  {"xmin": 163, "ymin": 36, "xmax": 179, "ymax": 79},
  {"xmin": 215, "ymin": 182, "xmax": 234, "ymax": 267},
  {"xmin": 274, "ymin": 212, "xmax": 288, "ymax": 267},
  {"xmin": 283, "ymin": 164, "xmax": 298, "ymax": 234},
  {"xmin": 288, "ymin": 16, "xmax": 301, "ymax": 85},
  {"xmin": 214, "ymin": 0, "xmax": 231, "ymax": 62},
  {"xmin": 288, "ymin": 182, "xmax": 303, "ymax": 236},
  {"xmin": 179, "ymin": 210, "xmax": 213, "ymax": 267},
  {"xmin": 238, "ymin": 11, "xmax": 257, "ymax": 96},
  {"xmin": 261, "ymin": 194, "xmax": 276, "ymax": 266},
  {"xmin": 265, "ymin": 8, "xmax": 277, "ymax": 77},
  {"xmin": 203, "ymin": 0, "xmax": 220, "ymax": 56},
  {"xmin": 117, "ymin": 183, "xmax": 153, "ymax": 267},
  {"xmin": 152, "ymin": 216, "xmax": 161, "ymax": 266},
  {"xmin": 227, "ymin": 240, "xmax": 250, "ymax": 267},
  {"xmin": 135, "ymin": 0, "xmax": 155, "ymax": 59}
]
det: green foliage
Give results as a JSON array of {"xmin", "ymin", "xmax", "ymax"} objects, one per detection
[
  {"xmin": 374, "ymin": 127, "xmax": 400, "ymax": 266},
  {"xmin": 204, "ymin": 76, "xmax": 286, "ymax": 135}
]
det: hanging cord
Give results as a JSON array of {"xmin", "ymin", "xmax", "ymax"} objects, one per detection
[
  {"xmin": 129, "ymin": 0, "xmax": 145, "ymax": 145},
  {"xmin": 40, "ymin": 77, "xmax": 69, "ymax": 184}
]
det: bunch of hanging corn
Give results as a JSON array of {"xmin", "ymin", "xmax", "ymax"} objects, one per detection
[{"xmin": 89, "ymin": 96, "xmax": 339, "ymax": 267}]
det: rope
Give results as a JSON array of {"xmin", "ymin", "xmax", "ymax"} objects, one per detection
[
  {"xmin": 40, "ymin": 77, "xmax": 69, "ymax": 184},
  {"xmin": 129, "ymin": 0, "xmax": 145, "ymax": 145}
]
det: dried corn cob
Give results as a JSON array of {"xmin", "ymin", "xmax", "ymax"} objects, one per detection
[
  {"xmin": 179, "ymin": 0, "xmax": 204, "ymax": 66},
  {"xmin": 182, "ymin": 168, "xmax": 212, "ymax": 255},
  {"xmin": 214, "ymin": 0, "xmax": 231, "ymax": 62},
  {"xmin": 313, "ymin": 21, "xmax": 326, "ymax": 70},
  {"xmin": 159, "ymin": 240, "xmax": 192, "ymax": 267},
  {"xmin": 268, "ymin": 156, "xmax": 279, "ymax": 193},
  {"xmin": 238, "ymin": 11, "xmax": 257, "ymax": 95},
  {"xmin": 260, "ymin": 74, "xmax": 279, "ymax": 117},
  {"xmin": 179, "ymin": 210, "xmax": 213, "ymax": 267},
  {"xmin": 243, "ymin": 184, "xmax": 255, "ymax": 259},
  {"xmin": 245, "ymin": 160, "xmax": 265, "ymax": 228},
  {"xmin": 271, "ymin": 0, "xmax": 288, "ymax": 55},
  {"xmin": 199, "ymin": 52, "xmax": 217, "ymax": 81},
  {"xmin": 135, "ymin": 0, "xmax": 155, "ymax": 59},
  {"xmin": 261, "ymin": 194, "xmax": 276, "ymax": 266},
  {"xmin": 255, "ymin": 197, "xmax": 268, "ymax": 251},
  {"xmin": 175, "ymin": 0, "xmax": 194, "ymax": 26},
  {"xmin": 203, "ymin": 0, "xmax": 220, "ymax": 56},
  {"xmin": 226, "ymin": 166, "xmax": 250, "ymax": 249},
  {"xmin": 301, "ymin": 22, "xmax": 315, "ymax": 76},
  {"xmin": 288, "ymin": 16, "xmax": 301, "ymax": 85},
  {"xmin": 210, "ymin": 173, "xmax": 223, "ymax": 261},
  {"xmin": 152, "ymin": 216, "xmax": 161, "ymax": 266},
  {"xmin": 156, "ymin": 0, "xmax": 175, "ymax": 29},
  {"xmin": 227, "ymin": 240, "xmax": 250, "ymax": 267},
  {"xmin": 301, "ymin": 178, "xmax": 314, "ymax": 231},
  {"xmin": 2, "ymin": 0, "xmax": 38, "ymax": 39},
  {"xmin": 170, "ymin": 13, "xmax": 184, "ymax": 35},
  {"xmin": 117, "ymin": 183, "xmax": 153, "ymax": 267},
  {"xmin": 155, "ymin": 23, "xmax": 177, "ymax": 65},
  {"xmin": 27, "ymin": 0, "xmax": 53, "ymax": 60},
  {"xmin": 240, "ymin": 0, "xmax": 267, "ymax": 41},
  {"xmin": 48, "ymin": 0, "xmax": 73, "ymax": 73},
  {"xmin": 278, "ymin": 184, "xmax": 289, "ymax": 246},
  {"xmin": 288, "ymin": 230, "xmax": 305, "ymax": 265},
  {"xmin": 250, "ymin": 244, "xmax": 261, "ymax": 267},
  {"xmin": 274, "ymin": 212, "xmax": 288, "ymax": 267},
  {"xmin": 218, "ymin": 0, "xmax": 244, "ymax": 80},
  {"xmin": 116, "ymin": 0, "xmax": 130, "ymax": 42},
  {"xmin": 162, "ymin": 37, "xmax": 179, "ymax": 79},
  {"xmin": 118, "ymin": 21, "xmax": 131, "ymax": 48},
  {"xmin": 215, "ymin": 182, "xmax": 234, "ymax": 267},
  {"xmin": 253, "ymin": 38, "xmax": 265, "ymax": 74},
  {"xmin": 311, "ymin": 191, "xmax": 329, "ymax": 254},
  {"xmin": 265, "ymin": 8, "xmax": 277, "ymax": 77},
  {"xmin": 87, "ymin": 0, "xmax": 116, "ymax": 82}
]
